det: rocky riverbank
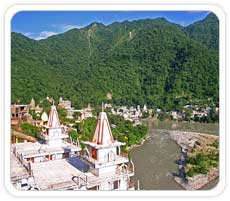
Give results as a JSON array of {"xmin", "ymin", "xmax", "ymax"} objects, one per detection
[
  {"xmin": 170, "ymin": 130, "xmax": 219, "ymax": 190},
  {"xmin": 174, "ymin": 167, "xmax": 219, "ymax": 190}
]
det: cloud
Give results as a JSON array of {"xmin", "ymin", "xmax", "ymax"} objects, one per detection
[
  {"xmin": 61, "ymin": 24, "xmax": 82, "ymax": 31},
  {"xmin": 19, "ymin": 23, "xmax": 85, "ymax": 40},
  {"xmin": 52, "ymin": 24, "xmax": 84, "ymax": 32},
  {"xmin": 34, "ymin": 31, "xmax": 58, "ymax": 40},
  {"xmin": 21, "ymin": 31, "xmax": 58, "ymax": 40},
  {"xmin": 23, "ymin": 32, "xmax": 34, "ymax": 37}
]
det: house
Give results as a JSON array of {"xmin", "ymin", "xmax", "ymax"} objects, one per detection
[
  {"xmin": 11, "ymin": 104, "xmax": 29, "ymax": 126},
  {"xmin": 58, "ymin": 97, "xmax": 72, "ymax": 110}
]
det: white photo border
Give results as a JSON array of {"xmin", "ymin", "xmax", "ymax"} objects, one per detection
[{"xmin": 5, "ymin": 4, "xmax": 226, "ymax": 197}]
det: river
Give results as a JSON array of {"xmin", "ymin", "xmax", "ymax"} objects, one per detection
[{"xmin": 129, "ymin": 120, "xmax": 219, "ymax": 190}]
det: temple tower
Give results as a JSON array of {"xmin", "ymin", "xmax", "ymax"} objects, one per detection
[
  {"xmin": 82, "ymin": 111, "xmax": 134, "ymax": 190},
  {"xmin": 44, "ymin": 104, "xmax": 68, "ymax": 147}
]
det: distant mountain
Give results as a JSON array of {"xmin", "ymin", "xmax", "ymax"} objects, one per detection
[
  {"xmin": 11, "ymin": 15, "xmax": 219, "ymax": 109},
  {"xmin": 185, "ymin": 13, "xmax": 219, "ymax": 50}
]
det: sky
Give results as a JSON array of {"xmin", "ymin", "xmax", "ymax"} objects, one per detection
[{"xmin": 11, "ymin": 11, "xmax": 210, "ymax": 40}]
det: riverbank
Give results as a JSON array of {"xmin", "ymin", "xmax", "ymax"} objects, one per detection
[
  {"xmin": 126, "ymin": 118, "xmax": 153, "ymax": 152},
  {"xmin": 152, "ymin": 120, "xmax": 219, "ymax": 135},
  {"xmin": 174, "ymin": 167, "xmax": 219, "ymax": 190},
  {"xmin": 127, "ymin": 135, "xmax": 150, "ymax": 152},
  {"xmin": 170, "ymin": 130, "xmax": 219, "ymax": 190}
]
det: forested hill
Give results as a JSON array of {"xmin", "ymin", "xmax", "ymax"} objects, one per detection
[
  {"xmin": 185, "ymin": 13, "xmax": 219, "ymax": 50},
  {"xmin": 11, "ymin": 13, "xmax": 219, "ymax": 110}
]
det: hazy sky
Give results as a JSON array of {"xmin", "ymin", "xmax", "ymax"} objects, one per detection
[{"xmin": 11, "ymin": 11, "xmax": 210, "ymax": 40}]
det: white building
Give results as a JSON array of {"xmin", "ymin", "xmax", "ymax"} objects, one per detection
[
  {"xmin": 11, "ymin": 104, "xmax": 81, "ymax": 189},
  {"xmin": 82, "ymin": 111, "xmax": 135, "ymax": 190},
  {"xmin": 58, "ymin": 97, "xmax": 72, "ymax": 110},
  {"xmin": 142, "ymin": 104, "xmax": 147, "ymax": 112},
  {"xmin": 79, "ymin": 104, "xmax": 93, "ymax": 121},
  {"xmin": 42, "ymin": 104, "xmax": 69, "ymax": 147},
  {"xmin": 11, "ymin": 106, "xmax": 135, "ymax": 190}
]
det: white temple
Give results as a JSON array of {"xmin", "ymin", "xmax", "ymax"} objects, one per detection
[
  {"xmin": 11, "ymin": 104, "xmax": 81, "ymax": 180},
  {"xmin": 42, "ymin": 104, "xmax": 69, "ymax": 147},
  {"xmin": 82, "ymin": 111, "xmax": 134, "ymax": 190},
  {"xmin": 11, "ymin": 105, "xmax": 135, "ymax": 190}
]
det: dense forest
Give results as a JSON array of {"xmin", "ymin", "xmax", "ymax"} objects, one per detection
[{"xmin": 11, "ymin": 13, "xmax": 219, "ymax": 110}]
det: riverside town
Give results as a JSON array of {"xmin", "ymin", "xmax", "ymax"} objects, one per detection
[{"xmin": 11, "ymin": 11, "xmax": 219, "ymax": 190}]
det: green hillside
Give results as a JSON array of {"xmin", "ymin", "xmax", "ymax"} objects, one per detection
[
  {"xmin": 185, "ymin": 13, "xmax": 219, "ymax": 50},
  {"xmin": 11, "ymin": 14, "xmax": 219, "ymax": 110}
]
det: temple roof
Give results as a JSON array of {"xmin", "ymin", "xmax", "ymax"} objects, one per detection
[
  {"xmin": 47, "ymin": 105, "xmax": 61, "ymax": 128},
  {"xmin": 91, "ymin": 112, "xmax": 115, "ymax": 146}
]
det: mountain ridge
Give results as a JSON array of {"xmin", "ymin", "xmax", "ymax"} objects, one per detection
[{"xmin": 11, "ymin": 13, "xmax": 219, "ymax": 110}]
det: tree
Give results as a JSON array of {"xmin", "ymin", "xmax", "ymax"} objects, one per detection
[
  {"xmin": 68, "ymin": 129, "xmax": 78, "ymax": 141},
  {"xmin": 73, "ymin": 111, "xmax": 82, "ymax": 118},
  {"xmin": 20, "ymin": 122, "xmax": 41, "ymax": 139},
  {"xmin": 184, "ymin": 108, "xmax": 192, "ymax": 121},
  {"xmin": 141, "ymin": 112, "xmax": 149, "ymax": 119}
]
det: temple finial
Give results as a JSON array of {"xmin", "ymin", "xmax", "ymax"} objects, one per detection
[{"xmin": 102, "ymin": 102, "xmax": 104, "ymax": 112}]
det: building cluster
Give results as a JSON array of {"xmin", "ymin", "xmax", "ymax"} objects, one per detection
[
  {"xmin": 168, "ymin": 105, "xmax": 219, "ymax": 120},
  {"xmin": 11, "ymin": 98, "xmax": 49, "ymax": 127},
  {"xmin": 110, "ymin": 104, "xmax": 150, "ymax": 125},
  {"xmin": 11, "ymin": 104, "xmax": 135, "ymax": 190},
  {"xmin": 11, "ymin": 97, "xmax": 95, "ymax": 129},
  {"xmin": 58, "ymin": 97, "xmax": 93, "ymax": 121}
]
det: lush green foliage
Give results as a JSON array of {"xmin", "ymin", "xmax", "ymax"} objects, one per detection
[
  {"xmin": 185, "ymin": 13, "xmax": 219, "ymax": 50},
  {"xmin": 158, "ymin": 112, "xmax": 171, "ymax": 121},
  {"xmin": 29, "ymin": 109, "xmax": 40, "ymax": 120},
  {"xmin": 39, "ymin": 99, "xmax": 52, "ymax": 113},
  {"xmin": 108, "ymin": 114, "xmax": 148, "ymax": 149},
  {"xmin": 208, "ymin": 139, "xmax": 219, "ymax": 149},
  {"xmin": 20, "ymin": 122, "xmax": 41, "ymax": 139},
  {"xmin": 68, "ymin": 129, "xmax": 78, "ymax": 141},
  {"xmin": 186, "ymin": 148, "xmax": 219, "ymax": 177},
  {"xmin": 11, "ymin": 14, "xmax": 219, "ymax": 110},
  {"xmin": 74, "ymin": 117, "xmax": 97, "ymax": 142},
  {"xmin": 141, "ymin": 112, "xmax": 149, "ymax": 119}
]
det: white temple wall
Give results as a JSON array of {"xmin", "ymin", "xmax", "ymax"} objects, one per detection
[
  {"xmin": 97, "ymin": 165, "xmax": 116, "ymax": 175},
  {"xmin": 34, "ymin": 156, "xmax": 46, "ymax": 163},
  {"xmin": 47, "ymin": 139, "xmax": 62, "ymax": 147},
  {"xmin": 98, "ymin": 178, "xmax": 127, "ymax": 190},
  {"xmin": 99, "ymin": 181, "xmax": 110, "ymax": 190},
  {"xmin": 97, "ymin": 147, "xmax": 117, "ymax": 163},
  {"xmin": 48, "ymin": 128, "xmax": 62, "ymax": 138},
  {"xmin": 46, "ymin": 127, "xmax": 63, "ymax": 147},
  {"xmin": 119, "ymin": 177, "xmax": 128, "ymax": 190}
]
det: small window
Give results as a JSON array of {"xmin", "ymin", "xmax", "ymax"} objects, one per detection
[{"xmin": 92, "ymin": 148, "xmax": 97, "ymax": 160}]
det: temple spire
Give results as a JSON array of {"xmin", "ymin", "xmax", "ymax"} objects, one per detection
[
  {"xmin": 91, "ymin": 111, "xmax": 114, "ymax": 145},
  {"xmin": 47, "ymin": 104, "xmax": 60, "ymax": 128}
]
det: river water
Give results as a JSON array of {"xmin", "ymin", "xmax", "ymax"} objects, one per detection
[{"xmin": 129, "ymin": 120, "xmax": 219, "ymax": 190}]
